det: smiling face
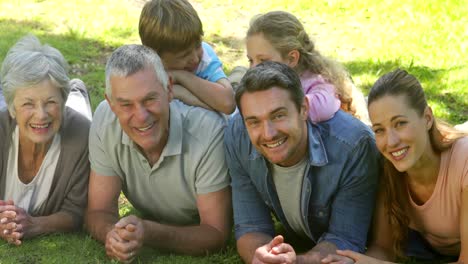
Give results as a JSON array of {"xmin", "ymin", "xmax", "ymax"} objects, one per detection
[
  {"xmin": 107, "ymin": 66, "xmax": 172, "ymax": 157},
  {"xmin": 13, "ymin": 79, "xmax": 64, "ymax": 146},
  {"xmin": 240, "ymin": 86, "xmax": 309, "ymax": 167},
  {"xmin": 159, "ymin": 42, "xmax": 203, "ymax": 72},
  {"xmin": 246, "ymin": 33, "xmax": 291, "ymax": 68},
  {"xmin": 369, "ymin": 94, "xmax": 434, "ymax": 172}
]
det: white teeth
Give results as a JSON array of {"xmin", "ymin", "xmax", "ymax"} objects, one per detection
[
  {"xmin": 31, "ymin": 123, "xmax": 49, "ymax": 128},
  {"xmin": 265, "ymin": 139, "xmax": 285, "ymax": 148},
  {"xmin": 137, "ymin": 123, "xmax": 153, "ymax": 132},
  {"xmin": 391, "ymin": 148, "xmax": 407, "ymax": 157}
]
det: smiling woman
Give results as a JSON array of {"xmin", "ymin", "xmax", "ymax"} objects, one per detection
[
  {"xmin": 322, "ymin": 69, "xmax": 468, "ymax": 264},
  {"xmin": 0, "ymin": 35, "xmax": 91, "ymax": 246}
]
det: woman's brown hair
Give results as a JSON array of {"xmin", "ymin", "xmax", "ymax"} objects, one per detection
[{"xmin": 368, "ymin": 69, "xmax": 466, "ymax": 258}]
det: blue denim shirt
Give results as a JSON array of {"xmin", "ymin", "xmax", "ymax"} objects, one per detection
[{"xmin": 224, "ymin": 110, "xmax": 381, "ymax": 253}]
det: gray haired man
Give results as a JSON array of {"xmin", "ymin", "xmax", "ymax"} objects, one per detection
[{"xmin": 86, "ymin": 44, "xmax": 231, "ymax": 262}]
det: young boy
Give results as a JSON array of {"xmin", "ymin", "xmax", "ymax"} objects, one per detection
[{"xmin": 139, "ymin": 0, "xmax": 235, "ymax": 114}]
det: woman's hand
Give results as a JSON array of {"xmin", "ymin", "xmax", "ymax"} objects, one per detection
[
  {"xmin": 322, "ymin": 250, "xmax": 388, "ymax": 264},
  {"xmin": 0, "ymin": 200, "xmax": 22, "ymax": 245},
  {"xmin": 11, "ymin": 206, "xmax": 34, "ymax": 241}
]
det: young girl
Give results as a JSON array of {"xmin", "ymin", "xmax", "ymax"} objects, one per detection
[
  {"xmin": 323, "ymin": 69, "xmax": 468, "ymax": 263},
  {"xmin": 245, "ymin": 11, "xmax": 369, "ymax": 124}
]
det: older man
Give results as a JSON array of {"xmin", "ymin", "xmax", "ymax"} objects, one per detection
[
  {"xmin": 224, "ymin": 61, "xmax": 380, "ymax": 264},
  {"xmin": 86, "ymin": 44, "xmax": 231, "ymax": 262}
]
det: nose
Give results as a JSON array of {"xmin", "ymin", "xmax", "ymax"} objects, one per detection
[
  {"xmin": 34, "ymin": 104, "xmax": 48, "ymax": 119},
  {"xmin": 387, "ymin": 129, "xmax": 400, "ymax": 147},
  {"xmin": 188, "ymin": 49, "xmax": 199, "ymax": 65},
  {"xmin": 133, "ymin": 104, "xmax": 149, "ymax": 122},
  {"xmin": 262, "ymin": 120, "xmax": 277, "ymax": 141}
]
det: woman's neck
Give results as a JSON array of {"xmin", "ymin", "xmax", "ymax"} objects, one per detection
[
  {"xmin": 405, "ymin": 147, "xmax": 441, "ymax": 204},
  {"xmin": 18, "ymin": 137, "xmax": 52, "ymax": 184}
]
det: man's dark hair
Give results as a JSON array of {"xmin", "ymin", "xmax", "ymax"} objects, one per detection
[{"xmin": 235, "ymin": 61, "xmax": 304, "ymax": 115}]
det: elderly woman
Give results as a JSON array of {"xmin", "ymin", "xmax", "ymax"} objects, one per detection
[{"xmin": 0, "ymin": 35, "xmax": 90, "ymax": 245}]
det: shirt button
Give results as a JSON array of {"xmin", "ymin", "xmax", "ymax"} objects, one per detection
[{"xmin": 318, "ymin": 211, "xmax": 324, "ymax": 217}]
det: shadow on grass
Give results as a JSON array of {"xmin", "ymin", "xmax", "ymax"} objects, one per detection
[
  {"xmin": 0, "ymin": 18, "xmax": 116, "ymax": 110},
  {"xmin": 345, "ymin": 59, "xmax": 467, "ymax": 123}
]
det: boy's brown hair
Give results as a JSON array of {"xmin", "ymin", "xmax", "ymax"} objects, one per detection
[{"xmin": 139, "ymin": 0, "xmax": 204, "ymax": 54}]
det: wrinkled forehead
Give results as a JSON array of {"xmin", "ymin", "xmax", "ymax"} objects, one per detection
[{"xmin": 240, "ymin": 87, "xmax": 296, "ymax": 118}]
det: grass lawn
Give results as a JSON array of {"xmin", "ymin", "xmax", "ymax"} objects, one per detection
[{"xmin": 0, "ymin": 0, "xmax": 466, "ymax": 263}]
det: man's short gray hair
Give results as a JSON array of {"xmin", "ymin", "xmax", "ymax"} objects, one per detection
[
  {"xmin": 105, "ymin": 44, "xmax": 169, "ymax": 98},
  {"xmin": 0, "ymin": 34, "xmax": 70, "ymax": 116}
]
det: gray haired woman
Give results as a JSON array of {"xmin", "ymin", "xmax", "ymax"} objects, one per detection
[{"xmin": 0, "ymin": 35, "xmax": 90, "ymax": 245}]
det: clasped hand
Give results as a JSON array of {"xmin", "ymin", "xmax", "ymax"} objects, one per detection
[
  {"xmin": 252, "ymin": 235, "xmax": 297, "ymax": 264},
  {"xmin": 0, "ymin": 200, "xmax": 31, "ymax": 246},
  {"xmin": 105, "ymin": 215, "xmax": 145, "ymax": 263}
]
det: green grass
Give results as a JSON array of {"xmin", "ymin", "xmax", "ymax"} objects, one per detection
[{"xmin": 0, "ymin": 0, "xmax": 466, "ymax": 262}]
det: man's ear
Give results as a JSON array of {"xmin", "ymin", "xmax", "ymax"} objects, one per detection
[
  {"xmin": 424, "ymin": 106, "xmax": 434, "ymax": 130},
  {"xmin": 105, "ymin": 93, "xmax": 116, "ymax": 112},
  {"xmin": 167, "ymin": 76, "xmax": 174, "ymax": 101},
  {"xmin": 301, "ymin": 96, "xmax": 309, "ymax": 120},
  {"xmin": 286, "ymin": 49, "xmax": 300, "ymax": 68}
]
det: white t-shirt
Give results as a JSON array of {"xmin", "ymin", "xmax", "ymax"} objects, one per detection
[{"xmin": 4, "ymin": 126, "xmax": 61, "ymax": 214}]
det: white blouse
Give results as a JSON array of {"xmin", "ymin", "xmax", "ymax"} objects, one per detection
[{"xmin": 4, "ymin": 126, "xmax": 61, "ymax": 214}]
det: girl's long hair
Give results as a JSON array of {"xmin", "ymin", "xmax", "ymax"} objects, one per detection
[{"xmin": 247, "ymin": 11, "xmax": 357, "ymax": 117}]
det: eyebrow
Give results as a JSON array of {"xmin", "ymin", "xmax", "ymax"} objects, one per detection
[
  {"xmin": 244, "ymin": 107, "xmax": 287, "ymax": 121},
  {"xmin": 21, "ymin": 96, "xmax": 58, "ymax": 101},
  {"xmin": 115, "ymin": 92, "xmax": 160, "ymax": 103},
  {"xmin": 372, "ymin": 115, "xmax": 407, "ymax": 127}
]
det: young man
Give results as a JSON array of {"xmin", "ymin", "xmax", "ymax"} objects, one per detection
[
  {"xmin": 224, "ymin": 61, "xmax": 381, "ymax": 264},
  {"xmin": 86, "ymin": 44, "xmax": 231, "ymax": 262},
  {"xmin": 139, "ymin": 0, "xmax": 235, "ymax": 114}
]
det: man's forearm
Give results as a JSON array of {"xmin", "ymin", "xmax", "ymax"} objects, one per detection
[
  {"xmin": 297, "ymin": 241, "xmax": 339, "ymax": 264},
  {"xmin": 237, "ymin": 232, "xmax": 273, "ymax": 263},
  {"xmin": 86, "ymin": 211, "xmax": 119, "ymax": 243},
  {"xmin": 142, "ymin": 220, "xmax": 228, "ymax": 255}
]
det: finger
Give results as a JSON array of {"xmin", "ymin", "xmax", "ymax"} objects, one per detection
[
  {"xmin": 13, "ymin": 224, "xmax": 23, "ymax": 233},
  {"xmin": 336, "ymin": 250, "xmax": 360, "ymax": 260},
  {"xmin": 271, "ymin": 243, "xmax": 294, "ymax": 255},
  {"xmin": 6, "ymin": 222, "xmax": 17, "ymax": 230},
  {"xmin": 6, "ymin": 236, "xmax": 21, "ymax": 246},
  {"xmin": 112, "ymin": 239, "xmax": 139, "ymax": 254},
  {"xmin": 111, "ymin": 243, "xmax": 136, "ymax": 263},
  {"xmin": 115, "ymin": 216, "xmax": 136, "ymax": 229},
  {"xmin": 268, "ymin": 235, "xmax": 284, "ymax": 250},
  {"xmin": 259, "ymin": 252, "xmax": 288, "ymax": 264},
  {"xmin": 321, "ymin": 254, "xmax": 338, "ymax": 263},
  {"xmin": 11, "ymin": 230, "xmax": 24, "ymax": 241},
  {"xmin": 125, "ymin": 224, "xmax": 136, "ymax": 232},
  {"xmin": 116, "ymin": 226, "xmax": 140, "ymax": 241},
  {"xmin": 107, "ymin": 228, "xmax": 125, "ymax": 243},
  {"xmin": 0, "ymin": 210, "xmax": 17, "ymax": 219},
  {"xmin": 2, "ymin": 229, "xmax": 12, "ymax": 236}
]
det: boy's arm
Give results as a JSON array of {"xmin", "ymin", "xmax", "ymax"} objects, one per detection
[
  {"xmin": 170, "ymin": 70, "xmax": 235, "ymax": 114},
  {"xmin": 172, "ymin": 84, "xmax": 212, "ymax": 110}
]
